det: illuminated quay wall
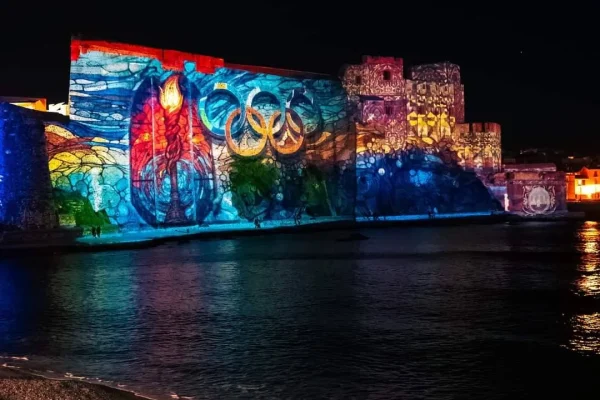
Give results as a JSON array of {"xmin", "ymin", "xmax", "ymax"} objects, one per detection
[
  {"xmin": 488, "ymin": 164, "xmax": 567, "ymax": 215},
  {"xmin": 45, "ymin": 40, "xmax": 356, "ymax": 229},
  {"xmin": 342, "ymin": 57, "xmax": 501, "ymax": 218}
]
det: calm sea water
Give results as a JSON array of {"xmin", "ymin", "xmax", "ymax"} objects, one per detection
[{"xmin": 2, "ymin": 221, "xmax": 600, "ymax": 399}]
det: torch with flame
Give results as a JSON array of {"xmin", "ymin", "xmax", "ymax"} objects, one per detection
[
  {"xmin": 159, "ymin": 75, "xmax": 186, "ymax": 223},
  {"xmin": 160, "ymin": 75, "xmax": 184, "ymax": 114}
]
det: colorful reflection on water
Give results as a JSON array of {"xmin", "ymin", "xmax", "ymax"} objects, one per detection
[
  {"xmin": 2, "ymin": 222, "xmax": 600, "ymax": 398},
  {"xmin": 567, "ymin": 221, "xmax": 600, "ymax": 354},
  {"xmin": 574, "ymin": 221, "xmax": 600, "ymax": 296}
]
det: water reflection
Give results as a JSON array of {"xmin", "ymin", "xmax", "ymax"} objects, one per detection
[
  {"xmin": 577, "ymin": 221, "xmax": 600, "ymax": 268},
  {"xmin": 573, "ymin": 221, "xmax": 600, "ymax": 296},
  {"xmin": 568, "ymin": 313, "xmax": 600, "ymax": 354},
  {"xmin": 129, "ymin": 245, "xmax": 208, "ymax": 395},
  {"xmin": 6, "ymin": 222, "xmax": 600, "ymax": 398},
  {"xmin": 568, "ymin": 221, "xmax": 600, "ymax": 354}
]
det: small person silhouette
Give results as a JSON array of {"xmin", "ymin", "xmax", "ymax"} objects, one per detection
[
  {"xmin": 254, "ymin": 218, "xmax": 261, "ymax": 229},
  {"xmin": 91, "ymin": 227, "xmax": 97, "ymax": 237},
  {"xmin": 97, "ymin": 226, "xmax": 102, "ymax": 237}
]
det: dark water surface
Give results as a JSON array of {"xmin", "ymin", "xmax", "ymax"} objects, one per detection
[{"xmin": 2, "ymin": 221, "xmax": 600, "ymax": 399}]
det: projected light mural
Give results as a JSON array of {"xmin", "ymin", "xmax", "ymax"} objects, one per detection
[
  {"xmin": 130, "ymin": 73, "xmax": 213, "ymax": 226},
  {"xmin": 342, "ymin": 57, "xmax": 501, "ymax": 218},
  {"xmin": 44, "ymin": 40, "xmax": 355, "ymax": 229},
  {"xmin": 8, "ymin": 40, "xmax": 506, "ymax": 234}
]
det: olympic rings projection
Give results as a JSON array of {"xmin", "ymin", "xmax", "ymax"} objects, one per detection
[
  {"xmin": 200, "ymin": 84, "xmax": 323, "ymax": 156},
  {"xmin": 198, "ymin": 83, "xmax": 245, "ymax": 139}
]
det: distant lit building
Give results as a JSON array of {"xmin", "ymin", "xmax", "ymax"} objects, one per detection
[
  {"xmin": 48, "ymin": 102, "xmax": 70, "ymax": 116},
  {"xmin": 0, "ymin": 96, "xmax": 47, "ymax": 112},
  {"xmin": 0, "ymin": 97, "xmax": 69, "ymax": 116},
  {"xmin": 567, "ymin": 167, "xmax": 600, "ymax": 201}
]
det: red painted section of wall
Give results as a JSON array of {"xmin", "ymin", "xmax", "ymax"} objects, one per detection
[
  {"xmin": 70, "ymin": 40, "xmax": 327, "ymax": 78},
  {"xmin": 70, "ymin": 40, "xmax": 224, "ymax": 73}
]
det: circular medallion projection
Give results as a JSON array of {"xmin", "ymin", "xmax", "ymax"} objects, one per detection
[{"xmin": 524, "ymin": 186, "xmax": 554, "ymax": 215}]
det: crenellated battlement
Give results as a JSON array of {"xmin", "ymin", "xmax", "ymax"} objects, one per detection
[{"xmin": 343, "ymin": 55, "xmax": 499, "ymax": 174}]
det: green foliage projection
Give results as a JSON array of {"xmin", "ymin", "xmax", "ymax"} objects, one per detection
[
  {"xmin": 52, "ymin": 189, "xmax": 111, "ymax": 227},
  {"xmin": 302, "ymin": 164, "xmax": 335, "ymax": 217},
  {"xmin": 229, "ymin": 157, "xmax": 279, "ymax": 221}
]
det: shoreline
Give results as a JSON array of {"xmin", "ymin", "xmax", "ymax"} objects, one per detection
[
  {"xmin": 0, "ymin": 365, "xmax": 154, "ymax": 400},
  {"xmin": 0, "ymin": 211, "xmax": 586, "ymax": 255}
]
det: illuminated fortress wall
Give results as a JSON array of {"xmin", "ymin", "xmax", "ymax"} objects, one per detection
[
  {"xmin": 454, "ymin": 122, "xmax": 502, "ymax": 173},
  {"xmin": 0, "ymin": 41, "xmax": 507, "ymax": 233},
  {"xmin": 0, "ymin": 104, "xmax": 58, "ymax": 229},
  {"xmin": 343, "ymin": 57, "xmax": 501, "ymax": 217},
  {"xmin": 46, "ymin": 41, "xmax": 356, "ymax": 229}
]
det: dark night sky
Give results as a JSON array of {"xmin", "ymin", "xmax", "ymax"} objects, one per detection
[{"xmin": 1, "ymin": 4, "xmax": 598, "ymax": 154}]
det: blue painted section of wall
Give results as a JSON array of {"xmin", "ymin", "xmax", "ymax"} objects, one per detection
[
  {"xmin": 69, "ymin": 53, "xmax": 157, "ymax": 141},
  {"xmin": 0, "ymin": 104, "xmax": 57, "ymax": 229}
]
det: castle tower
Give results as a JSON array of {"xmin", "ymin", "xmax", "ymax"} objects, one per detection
[{"xmin": 342, "ymin": 56, "xmax": 406, "ymax": 148}]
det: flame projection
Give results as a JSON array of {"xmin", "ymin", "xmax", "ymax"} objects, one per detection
[
  {"xmin": 130, "ymin": 73, "xmax": 213, "ymax": 226},
  {"xmin": 160, "ymin": 75, "xmax": 186, "ymax": 223}
]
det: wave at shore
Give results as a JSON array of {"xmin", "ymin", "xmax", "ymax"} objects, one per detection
[{"xmin": 0, "ymin": 363, "xmax": 158, "ymax": 400}]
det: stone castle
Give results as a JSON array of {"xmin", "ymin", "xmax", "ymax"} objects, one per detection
[
  {"xmin": 342, "ymin": 56, "xmax": 501, "ymax": 175},
  {"xmin": 0, "ymin": 40, "xmax": 517, "ymax": 234}
]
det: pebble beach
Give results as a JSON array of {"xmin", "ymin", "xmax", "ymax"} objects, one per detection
[{"xmin": 0, "ymin": 367, "xmax": 148, "ymax": 400}]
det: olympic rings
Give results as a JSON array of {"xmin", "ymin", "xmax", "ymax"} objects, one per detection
[
  {"xmin": 200, "ymin": 84, "xmax": 323, "ymax": 156},
  {"xmin": 286, "ymin": 89, "xmax": 322, "ymax": 137},
  {"xmin": 198, "ymin": 83, "xmax": 246, "ymax": 139},
  {"xmin": 224, "ymin": 106, "xmax": 307, "ymax": 157},
  {"xmin": 246, "ymin": 88, "xmax": 287, "ymax": 135},
  {"xmin": 270, "ymin": 109, "xmax": 305, "ymax": 155},
  {"xmin": 224, "ymin": 108, "xmax": 268, "ymax": 157}
]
